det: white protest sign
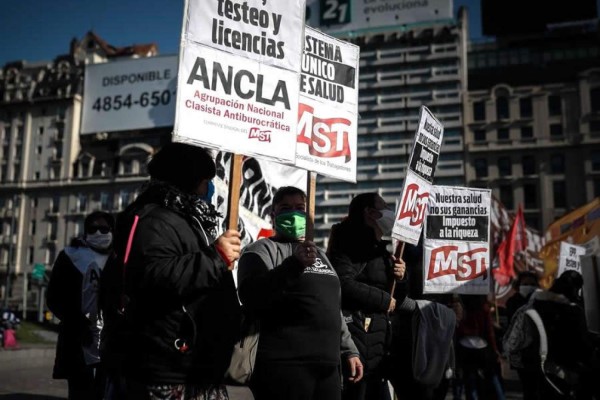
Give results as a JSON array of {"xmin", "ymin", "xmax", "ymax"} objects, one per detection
[
  {"xmin": 557, "ymin": 242, "xmax": 586, "ymax": 277},
  {"xmin": 186, "ymin": 0, "xmax": 305, "ymax": 71},
  {"xmin": 423, "ymin": 186, "xmax": 491, "ymax": 295},
  {"xmin": 81, "ymin": 55, "xmax": 178, "ymax": 134},
  {"xmin": 174, "ymin": 0, "xmax": 305, "ymax": 164},
  {"xmin": 295, "ymin": 27, "xmax": 359, "ymax": 182},
  {"xmin": 392, "ymin": 106, "xmax": 444, "ymax": 245}
]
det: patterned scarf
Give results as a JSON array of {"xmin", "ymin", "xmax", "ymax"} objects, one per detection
[{"xmin": 137, "ymin": 180, "xmax": 222, "ymax": 240}]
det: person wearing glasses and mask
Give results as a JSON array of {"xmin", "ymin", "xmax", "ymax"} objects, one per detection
[
  {"xmin": 47, "ymin": 211, "xmax": 115, "ymax": 400},
  {"xmin": 326, "ymin": 193, "xmax": 408, "ymax": 400},
  {"xmin": 237, "ymin": 186, "xmax": 363, "ymax": 400}
]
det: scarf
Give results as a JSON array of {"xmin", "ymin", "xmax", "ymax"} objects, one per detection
[{"xmin": 136, "ymin": 180, "xmax": 222, "ymax": 240}]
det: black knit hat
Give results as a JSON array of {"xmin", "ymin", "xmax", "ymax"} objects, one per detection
[{"xmin": 147, "ymin": 142, "xmax": 216, "ymax": 193}]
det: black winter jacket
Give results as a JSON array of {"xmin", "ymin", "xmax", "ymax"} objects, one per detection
[
  {"xmin": 327, "ymin": 220, "xmax": 407, "ymax": 373},
  {"xmin": 108, "ymin": 199, "xmax": 240, "ymax": 385}
]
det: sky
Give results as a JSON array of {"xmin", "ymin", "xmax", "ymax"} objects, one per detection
[{"xmin": 0, "ymin": 0, "xmax": 482, "ymax": 66}]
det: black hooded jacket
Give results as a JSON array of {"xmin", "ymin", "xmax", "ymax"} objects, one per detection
[
  {"xmin": 327, "ymin": 220, "xmax": 407, "ymax": 373},
  {"xmin": 102, "ymin": 187, "xmax": 240, "ymax": 385}
]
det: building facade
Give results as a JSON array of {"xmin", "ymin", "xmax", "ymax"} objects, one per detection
[
  {"xmin": 314, "ymin": 9, "xmax": 469, "ymax": 244},
  {"xmin": 0, "ymin": 32, "xmax": 168, "ymax": 307},
  {"xmin": 465, "ymin": 22, "xmax": 600, "ymax": 231}
]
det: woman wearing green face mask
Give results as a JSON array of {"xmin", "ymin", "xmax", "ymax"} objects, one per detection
[{"xmin": 237, "ymin": 186, "xmax": 363, "ymax": 400}]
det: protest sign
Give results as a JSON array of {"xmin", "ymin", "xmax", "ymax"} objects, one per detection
[
  {"xmin": 557, "ymin": 242, "xmax": 586, "ymax": 277},
  {"xmin": 295, "ymin": 27, "xmax": 359, "ymax": 182},
  {"xmin": 173, "ymin": 0, "xmax": 306, "ymax": 164},
  {"xmin": 423, "ymin": 186, "xmax": 491, "ymax": 295},
  {"xmin": 392, "ymin": 106, "xmax": 444, "ymax": 245}
]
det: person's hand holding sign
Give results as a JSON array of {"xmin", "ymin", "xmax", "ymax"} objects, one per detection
[{"xmin": 392, "ymin": 256, "xmax": 406, "ymax": 281}]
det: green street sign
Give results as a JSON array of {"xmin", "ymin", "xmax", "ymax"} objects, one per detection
[{"xmin": 32, "ymin": 263, "xmax": 46, "ymax": 280}]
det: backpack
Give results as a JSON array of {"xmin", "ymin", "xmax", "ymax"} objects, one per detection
[{"xmin": 99, "ymin": 204, "xmax": 157, "ymax": 372}]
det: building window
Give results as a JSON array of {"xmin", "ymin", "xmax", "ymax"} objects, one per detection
[
  {"xmin": 31, "ymin": 197, "xmax": 38, "ymax": 208},
  {"xmin": 28, "ymin": 246, "xmax": 34, "ymax": 264},
  {"xmin": 473, "ymin": 101, "xmax": 486, "ymax": 121},
  {"xmin": 35, "ymin": 171, "xmax": 40, "ymax": 180},
  {"xmin": 522, "ymin": 155, "xmax": 536, "ymax": 175},
  {"xmin": 78, "ymin": 194, "xmax": 87, "ymax": 212},
  {"xmin": 100, "ymin": 192, "xmax": 112, "ymax": 211},
  {"xmin": 45, "ymin": 247, "xmax": 56, "ymax": 264},
  {"xmin": 524, "ymin": 215, "xmax": 539, "ymax": 231},
  {"xmin": 474, "ymin": 129, "xmax": 486, "ymax": 142},
  {"xmin": 519, "ymin": 97, "xmax": 532, "ymax": 118},
  {"xmin": 548, "ymin": 95, "xmax": 561, "ymax": 116},
  {"xmin": 550, "ymin": 123, "xmax": 563, "ymax": 137},
  {"xmin": 38, "ymin": 126, "xmax": 44, "ymax": 135},
  {"xmin": 498, "ymin": 157, "xmax": 512, "ymax": 176},
  {"xmin": 590, "ymin": 88, "xmax": 600, "ymax": 112},
  {"xmin": 553, "ymin": 181, "xmax": 567, "ymax": 208},
  {"xmin": 119, "ymin": 190, "xmax": 130, "ymax": 210},
  {"xmin": 520, "ymin": 126, "xmax": 533, "ymax": 139},
  {"xmin": 592, "ymin": 151, "xmax": 600, "ymax": 171},
  {"xmin": 30, "ymin": 220, "xmax": 36, "ymax": 235},
  {"xmin": 497, "ymin": 128, "xmax": 510, "ymax": 141},
  {"xmin": 36, "ymin": 145, "xmax": 42, "ymax": 155},
  {"xmin": 49, "ymin": 220, "xmax": 58, "ymax": 240},
  {"xmin": 51, "ymin": 195, "xmax": 60, "ymax": 213},
  {"xmin": 499, "ymin": 184, "xmax": 513, "ymax": 209},
  {"xmin": 595, "ymin": 179, "xmax": 600, "ymax": 197},
  {"xmin": 550, "ymin": 154, "xmax": 565, "ymax": 174},
  {"xmin": 474, "ymin": 158, "xmax": 488, "ymax": 178},
  {"xmin": 496, "ymin": 97, "xmax": 509, "ymax": 120},
  {"xmin": 523, "ymin": 184, "xmax": 537, "ymax": 209}
]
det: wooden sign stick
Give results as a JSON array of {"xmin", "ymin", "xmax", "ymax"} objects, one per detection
[
  {"xmin": 305, "ymin": 171, "xmax": 317, "ymax": 242},
  {"xmin": 226, "ymin": 153, "xmax": 243, "ymax": 231}
]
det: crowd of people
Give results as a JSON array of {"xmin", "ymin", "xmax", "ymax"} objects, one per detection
[{"xmin": 42, "ymin": 142, "xmax": 599, "ymax": 400}]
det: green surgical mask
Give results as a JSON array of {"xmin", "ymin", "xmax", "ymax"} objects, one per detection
[{"xmin": 274, "ymin": 211, "xmax": 306, "ymax": 239}]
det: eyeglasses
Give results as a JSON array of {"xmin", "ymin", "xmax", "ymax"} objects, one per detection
[{"xmin": 87, "ymin": 226, "xmax": 111, "ymax": 234}]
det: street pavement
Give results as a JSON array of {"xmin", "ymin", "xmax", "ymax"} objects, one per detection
[{"xmin": 0, "ymin": 335, "xmax": 524, "ymax": 400}]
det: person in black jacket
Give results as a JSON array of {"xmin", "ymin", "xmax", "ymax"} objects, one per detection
[
  {"xmin": 326, "ymin": 192, "xmax": 408, "ymax": 400},
  {"xmin": 47, "ymin": 210, "xmax": 115, "ymax": 400},
  {"xmin": 105, "ymin": 142, "xmax": 241, "ymax": 400},
  {"xmin": 237, "ymin": 186, "xmax": 363, "ymax": 400}
]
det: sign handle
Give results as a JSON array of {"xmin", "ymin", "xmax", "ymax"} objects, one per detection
[
  {"xmin": 390, "ymin": 241, "xmax": 406, "ymax": 295},
  {"xmin": 305, "ymin": 171, "xmax": 317, "ymax": 242},
  {"xmin": 226, "ymin": 153, "xmax": 243, "ymax": 231}
]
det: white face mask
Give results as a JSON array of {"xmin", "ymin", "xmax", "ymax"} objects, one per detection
[
  {"xmin": 376, "ymin": 209, "xmax": 396, "ymax": 237},
  {"xmin": 86, "ymin": 232, "xmax": 113, "ymax": 250},
  {"xmin": 519, "ymin": 285, "xmax": 536, "ymax": 298}
]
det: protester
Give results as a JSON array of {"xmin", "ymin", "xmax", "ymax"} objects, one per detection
[
  {"xmin": 103, "ymin": 142, "xmax": 242, "ymax": 399},
  {"xmin": 505, "ymin": 271, "xmax": 538, "ymax": 323},
  {"xmin": 237, "ymin": 186, "xmax": 363, "ymax": 400},
  {"xmin": 455, "ymin": 295, "xmax": 505, "ymax": 400},
  {"xmin": 326, "ymin": 192, "xmax": 407, "ymax": 400},
  {"xmin": 526, "ymin": 271, "xmax": 598, "ymax": 399},
  {"xmin": 47, "ymin": 210, "xmax": 115, "ymax": 400}
]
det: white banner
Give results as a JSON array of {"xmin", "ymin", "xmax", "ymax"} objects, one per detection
[
  {"xmin": 186, "ymin": 0, "xmax": 305, "ymax": 71},
  {"xmin": 392, "ymin": 106, "xmax": 444, "ymax": 245},
  {"xmin": 295, "ymin": 27, "xmax": 359, "ymax": 182},
  {"xmin": 306, "ymin": 0, "xmax": 453, "ymax": 35},
  {"xmin": 174, "ymin": 0, "xmax": 306, "ymax": 164},
  {"xmin": 557, "ymin": 242, "xmax": 586, "ymax": 277},
  {"xmin": 81, "ymin": 55, "xmax": 177, "ymax": 134},
  {"xmin": 423, "ymin": 186, "xmax": 491, "ymax": 295}
]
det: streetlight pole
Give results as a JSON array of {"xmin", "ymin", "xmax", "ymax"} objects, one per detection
[{"xmin": 3, "ymin": 194, "xmax": 17, "ymax": 309}]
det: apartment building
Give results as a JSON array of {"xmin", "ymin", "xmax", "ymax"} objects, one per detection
[
  {"xmin": 314, "ymin": 9, "xmax": 469, "ymax": 244},
  {"xmin": 465, "ymin": 22, "xmax": 600, "ymax": 231},
  {"xmin": 0, "ymin": 32, "xmax": 168, "ymax": 305}
]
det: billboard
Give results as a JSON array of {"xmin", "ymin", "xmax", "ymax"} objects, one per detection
[
  {"xmin": 81, "ymin": 55, "xmax": 178, "ymax": 134},
  {"xmin": 306, "ymin": 0, "xmax": 453, "ymax": 35}
]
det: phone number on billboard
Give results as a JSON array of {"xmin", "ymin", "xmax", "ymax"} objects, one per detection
[{"xmin": 91, "ymin": 90, "xmax": 174, "ymax": 112}]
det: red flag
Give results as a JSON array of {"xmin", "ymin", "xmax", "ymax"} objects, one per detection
[{"xmin": 493, "ymin": 205, "xmax": 524, "ymax": 286}]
